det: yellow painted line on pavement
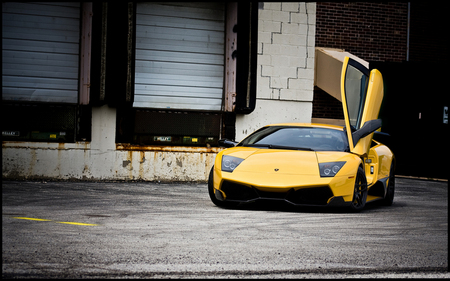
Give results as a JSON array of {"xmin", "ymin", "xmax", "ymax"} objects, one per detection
[
  {"xmin": 56, "ymin": 221, "xmax": 98, "ymax": 226},
  {"xmin": 13, "ymin": 217, "xmax": 52, "ymax": 222},
  {"xmin": 12, "ymin": 217, "xmax": 98, "ymax": 226}
]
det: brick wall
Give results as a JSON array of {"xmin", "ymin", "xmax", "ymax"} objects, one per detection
[
  {"xmin": 315, "ymin": 2, "xmax": 408, "ymax": 62},
  {"xmin": 312, "ymin": 87, "xmax": 344, "ymax": 120}
]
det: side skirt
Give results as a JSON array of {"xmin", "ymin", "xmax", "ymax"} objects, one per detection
[{"xmin": 367, "ymin": 177, "xmax": 388, "ymax": 203}]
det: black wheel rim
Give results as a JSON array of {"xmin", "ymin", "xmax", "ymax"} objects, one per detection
[{"xmin": 352, "ymin": 171, "xmax": 367, "ymax": 208}]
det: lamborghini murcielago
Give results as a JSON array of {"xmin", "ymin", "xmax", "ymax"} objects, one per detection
[{"xmin": 208, "ymin": 57, "xmax": 395, "ymax": 211}]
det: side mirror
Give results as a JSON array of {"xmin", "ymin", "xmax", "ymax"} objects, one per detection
[
  {"xmin": 351, "ymin": 119, "xmax": 382, "ymax": 147},
  {"xmin": 373, "ymin": 130, "xmax": 391, "ymax": 144},
  {"xmin": 374, "ymin": 130, "xmax": 390, "ymax": 137},
  {"xmin": 218, "ymin": 139, "xmax": 238, "ymax": 148}
]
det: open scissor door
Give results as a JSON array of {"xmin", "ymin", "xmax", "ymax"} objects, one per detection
[{"xmin": 341, "ymin": 57, "xmax": 384, "ymax": 156}]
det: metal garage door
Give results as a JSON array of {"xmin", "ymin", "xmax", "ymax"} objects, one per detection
[
  {"xmin": 2, "ymin": 2, "xmax": 80, "ymax": 103},
  {"xmin": 134, "ymin": 2, "xmax": 225, "ymax": 111}
]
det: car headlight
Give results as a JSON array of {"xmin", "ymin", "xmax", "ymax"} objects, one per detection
[
  {"xmin": 221, "ymin": 155, "xmax": 244, "ymax": 172},
  {"xmin": 319, "ymin": 162, "xmax": 346, "ymax": 177}
]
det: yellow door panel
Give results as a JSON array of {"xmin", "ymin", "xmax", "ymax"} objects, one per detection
[
  {"xmin": 341, "ymin": 56, "xmax": 384, "ymax": 156},
  {"xmin": 353, "ymin": 69, "xmax": 384, "ymax": 155},
  {"xmin": 361, "ymin": 69, "xmax": 384, "ymax": 128}
]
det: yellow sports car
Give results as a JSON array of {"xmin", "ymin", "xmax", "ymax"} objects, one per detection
[{"xmin": 208, "ymin": 57, "xmax": 395, "ymax": 211}]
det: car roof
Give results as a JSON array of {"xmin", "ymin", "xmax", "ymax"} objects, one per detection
[{"xmin": 265, "ymin": 123, "xmax": 344, "ymax": 131}]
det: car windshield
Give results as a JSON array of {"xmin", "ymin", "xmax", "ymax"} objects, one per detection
[{"xmin": 238, "ymin": 126, "xmax": 349, "ymax": 152}]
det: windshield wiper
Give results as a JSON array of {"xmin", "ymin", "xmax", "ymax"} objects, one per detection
[
  {"xmin": 243, "ymin": 144, "xmax": 313, "ymax": 151},
  {"xmin": 269, "ymin": 144, "xmax": 313, "ymax": 151}
]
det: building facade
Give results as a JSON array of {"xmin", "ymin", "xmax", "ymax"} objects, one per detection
[
  {"xmin": 3, "ymin": 2, "xmax": 447, "ymax": 181},
  {"xmin": 2, "ymin": 2, "xmax": 316, "ymax": 181}
]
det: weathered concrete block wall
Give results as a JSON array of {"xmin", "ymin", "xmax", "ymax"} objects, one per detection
[
  {"xmin": 2, "ymin": 144, "xmax": 217, "ymax": 182},
  {"xmin": 235, "ymin": 2, "xmax": 316, "ymax": 141}
]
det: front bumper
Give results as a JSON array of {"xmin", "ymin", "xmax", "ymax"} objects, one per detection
[{"xmin": 215, "ymin": 180, "xmax": 351, "ymax": 207}]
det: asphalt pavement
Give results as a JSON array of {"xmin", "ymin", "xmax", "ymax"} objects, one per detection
[{"xmin": 2, "ymin": 177, "xmax": 448, "ymax": 278}]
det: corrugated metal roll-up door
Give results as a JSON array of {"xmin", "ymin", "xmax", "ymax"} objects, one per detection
[
  {"xmin": 134, "ymin": 2, "xmax": 225, "ymax": 111},
  {"xmin": 2, "ymin": 2, "xmax": 80, "ymax": 103}
]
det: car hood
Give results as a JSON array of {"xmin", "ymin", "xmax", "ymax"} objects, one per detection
[
  {"xmin": 235, "ymin": 149, "xmax": 319, "ymax": 175},
  {"xmin": 223, "ymin": 147, "xmax": 352, "ymax": 176}
]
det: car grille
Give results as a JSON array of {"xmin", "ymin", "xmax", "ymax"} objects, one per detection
[{"xmin": 221, "ymin": 180, "xmax": 333, "ymax": 206}]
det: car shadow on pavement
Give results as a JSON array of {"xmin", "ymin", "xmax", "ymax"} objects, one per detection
[{"xmin": 220, "ymin": 199, "xmax": 401, "ymax": 214}]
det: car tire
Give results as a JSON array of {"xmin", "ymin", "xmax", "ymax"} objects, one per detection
[
  {"xmin": 350, "ymin": 166, "xmax": 368, "ymax": 211},
  {"xmin": 208, "ymin": 166, "xmax": 238, "ymax": 208},
  {"xmin": 382, "ymin": 161, "xmax": 395, "ymax": 206}
]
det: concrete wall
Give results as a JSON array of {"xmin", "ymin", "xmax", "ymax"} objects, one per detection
[
  {"xmin": 2, "ymin": 2, "xmax": 316, "ymax": 182},
  {"xmin": 2, "ymin": 142, "xmax": 218, "ymax": 182},
  {"xmin": 2, "ymin": 105, "xmax": 219, "ymax": 181}
]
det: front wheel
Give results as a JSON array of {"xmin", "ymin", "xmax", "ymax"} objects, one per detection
[
  {"xmin": 350, "ymin": 167, "xmax": 368, "ymax": 211},
  {"xmin": 208, "ymin": 166, "xmax": 238, "ymax": 208}
]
